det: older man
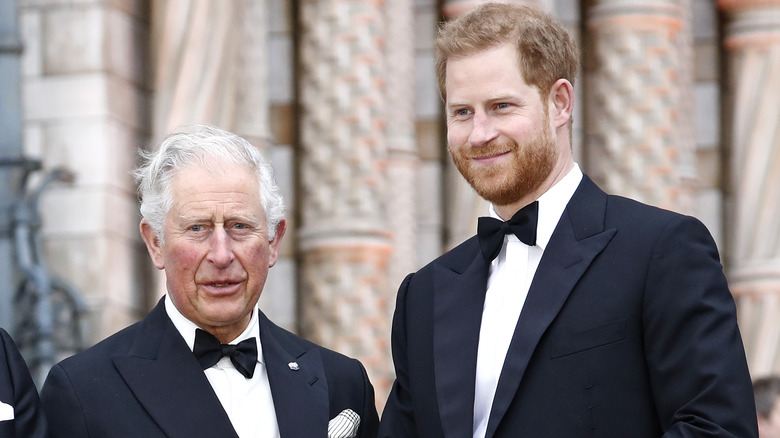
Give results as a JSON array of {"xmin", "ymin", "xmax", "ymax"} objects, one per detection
[{"xmin": 41, "ymin": 124, "xmax": 379, "ymax": 438}]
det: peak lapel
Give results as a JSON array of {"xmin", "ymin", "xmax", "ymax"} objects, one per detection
[
  {"xmin": 260, "ymin": 312, "xmax": 329, "ymax": 437},
  {"xmin": 433, "ymin": 247, "xmax": 490, "ymax": 438},
  {"xmin": 113, "ymin": 300, "xmax": 238, "ymax": 438},
  {"xmin": 485, "ymin": 177, "xmax": 616, "ymax": 438}
]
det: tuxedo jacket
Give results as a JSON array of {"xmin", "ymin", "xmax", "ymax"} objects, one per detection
[
  {"xmin": 41, "ymin": 298, "xmax": 379, "ymax": 437},
  {"xmin": 379, "ymin": 176, "xmax": 757, "ymax": 438},
  {"xmin": 0, "ymin": 328, "xmax": 48, "ymax": 438}
]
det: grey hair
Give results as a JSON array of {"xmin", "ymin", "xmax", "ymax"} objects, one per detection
[{"xmin": 133, "ymin": 124, "xmax": 285, "ymax": 244}]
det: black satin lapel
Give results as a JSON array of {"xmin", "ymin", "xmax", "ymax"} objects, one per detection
[
  {"xmin": 434, "ymin": 253, "xmax": 490, "ymax": 438},
  {"xmin": 260, "ymin": 315, "xmax": 329, "ymax": 437},
  {"xmin": 113, "ymin": 302, "xmax": 238, "ymax": 438},
  {"xmin": 485, "ymin": 212, "xmax": 616, "ymax": 438}
]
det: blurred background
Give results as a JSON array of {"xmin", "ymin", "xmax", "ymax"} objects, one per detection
[{"xmin": 1, "ymin": 0, "xmax": 779, "ymax": 408}]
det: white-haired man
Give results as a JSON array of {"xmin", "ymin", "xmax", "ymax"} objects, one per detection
[{"xmin": 41, "ymin": 124, "xmax": 379, "ymax": 438}]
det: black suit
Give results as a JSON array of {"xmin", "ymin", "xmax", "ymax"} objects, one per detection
[
  {"xmin": 41, "ymin": 297, "xmax": 379, "ymax": 437},
  {"xmin": 379, "ymin": 176, "xmax": 756, "ymax": 437},
  {"xmin": 0, "ymin": 327, "xmax": 48, "ymax": 438}
]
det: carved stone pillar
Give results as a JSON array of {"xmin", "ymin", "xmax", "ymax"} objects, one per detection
[
  {"xmin": 384, "ymin": 0, "xmax": 418, "ymax": 291},
  {"xmin": 585, "ymin": 0, "xmax": 695, "ymax": 213},
  {"xmin": 297, "ymin": 0, "xmax": 393, "ymax": 399},
  {"xmin": 720, "ymin": 0, "xmax": 780, "ymax": 376},
  {"xmin": 233, "ymin": 0, "xmax": 270, "ymax": 147}
]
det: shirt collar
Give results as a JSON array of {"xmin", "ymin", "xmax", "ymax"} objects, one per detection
[
  {"xmin": 164, "ymin": 294, "xmax": 264, "ymax": 364},
  {"xmin": 488, "ymin": 163, "xmax": 583, "ymax": 250}
]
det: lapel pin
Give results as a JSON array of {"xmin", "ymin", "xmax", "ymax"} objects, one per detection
[{"xmin": 288, "ymin": 361, "xmax": 299, "ymax": 371}]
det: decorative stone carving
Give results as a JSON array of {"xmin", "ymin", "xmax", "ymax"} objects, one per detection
[
  {"xmin": 297, "ymin": 0, "xmax": 393, "ymax": 398},
  {"xmin": 586, "ymin": 0, "xmax": 695, "ymax": 213}
]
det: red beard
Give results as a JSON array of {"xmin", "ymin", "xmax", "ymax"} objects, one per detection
[{"xmin": 449, "ymin": 120, "xmax": 558, "ymax": 206}]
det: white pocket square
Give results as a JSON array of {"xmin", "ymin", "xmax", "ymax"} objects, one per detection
[
  {"xmin": 328, "ymin": 408, "xmax": 360, "ymax": 438},
  {"xmin": 0, "ymin": 401, "xmax": 14, "ymax": 421}
]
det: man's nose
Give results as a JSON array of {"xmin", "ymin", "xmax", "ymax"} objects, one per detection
[
  {"xmin": 468, "ymin": 111, "xmax": 499, "ymax": 147},
  {"xmin": 208, "ymin": 227, "xmax": 234, "ymax": 267}
]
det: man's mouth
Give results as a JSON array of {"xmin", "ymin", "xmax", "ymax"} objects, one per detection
[
  {"xmin": 470, "ymin": 149, "xmax": 511, "ymax": 161},
  {"xmin": 473, "ymin": 151, "xmax": 509, "ymax": 159}
]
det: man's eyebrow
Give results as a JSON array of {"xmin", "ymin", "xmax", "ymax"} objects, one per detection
[
  {"xmin": 177, "ymin": 214, "xmax": 209, "ymax": 223},
  {"xmin": 227, "ymin": 215, "xmax": 260, "ymax": 224},
  {"xmin": 175, "ymin": 211, "xmax": 261, "ymax": 225}
]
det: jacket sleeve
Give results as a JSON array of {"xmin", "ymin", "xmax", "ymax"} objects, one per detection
[
  {"xmin": 40, "ymin": 362, "xmax": 91, "ymax": 437},
  {"xmin": 0, "ymin": 328, "xmax": 48, "ymax": 438},
  {"xmin": 356, "ymin": 358, "xmax": 379, "ymax": 438},
  {"xmin": 379, "ymin": 274, "xmax": 419, "ymax": 437},
  {"xmin": 642, "ymin": 215, "xmax": 757, "ymax": 437}
]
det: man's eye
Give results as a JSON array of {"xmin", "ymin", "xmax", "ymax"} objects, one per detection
[
  {"xmin": 190, "ymin": 225, "xmax": 203, "ymax": 232},
  {"xmin": 456, "ymin": 108, "xmax": 469, "ymax": 116},
  {"xmin": 497, "ymin": 102, "xmax": 509, "ymax": 109},
  {"xmin": 233, "ymin": 223, "xmax": 247, "ymax": 229}
]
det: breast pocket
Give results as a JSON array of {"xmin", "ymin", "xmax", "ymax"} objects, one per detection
[{"xmin": 550, "ymin": 319, "xmax": 627, "ymax": 359}]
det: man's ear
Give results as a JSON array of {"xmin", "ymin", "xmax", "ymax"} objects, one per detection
[
  {"xmin": 549, "ymin": 78, "xmax": 574, "ymax": 128},
  {"xmin": 140, "ymin": 220, "xmax": 165, "ymax": 270},
  {"xmin": 268, "ymin": 219, "xmax": 287, "ymax": 268}
]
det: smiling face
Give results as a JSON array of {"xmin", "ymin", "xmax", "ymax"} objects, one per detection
[
  {"xmin": 141, "ymin": 161, "xmax": 286, "ymax": 343},
  {"xmin": 445, "ymin": 43, "xmax": 567, "ymax": 213}
]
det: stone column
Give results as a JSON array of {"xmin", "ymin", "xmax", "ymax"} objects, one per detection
[
  {"xmin": 384, "ymin": 0, "xmax": 418, "ymax": 295},
  {"xmin": 151, "ymin": 0, "xmax": 269, "ymax": 144},
  {"xmin": 297, "ymin": 0, "xmax": 393, "ymax": 400},
  {"xmin": 585, "ymin": 0, "xmax": 696, "ymax": 213},
  {"xmin": 720, "ymin": 0, "xmax": 780, "ymax": 376},
  {"xmin": 233, "ymin": 0, "xmax": 271, "ymax": 148},
  {"xmin": 151, "ymin": 0, "xmax": 238, "ymax": 137}
]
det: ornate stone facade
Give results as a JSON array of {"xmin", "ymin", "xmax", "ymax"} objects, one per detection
[
  {"xmin": 585, "ymin": 0, "xmax": 696, "ymax": 213},
  {"xmin": 8, "ymin": 0, "xmax": 778, "ymax": 402},
  {"xmin": 297, "ymin": 0, "xmax": 395, "ymax": 398}
]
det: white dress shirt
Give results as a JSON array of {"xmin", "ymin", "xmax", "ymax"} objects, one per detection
[
  {"xmin": 165, "ymin": 296, "xmax": 280, "ymax": 438},
  {"xmin": 472, "ymin": 164, "xmax": 583, "ymax": 438}
]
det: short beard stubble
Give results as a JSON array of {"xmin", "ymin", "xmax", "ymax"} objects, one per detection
[{"xmin": 449, "ymin": 115, "xmax": 558, "ymax": 206}]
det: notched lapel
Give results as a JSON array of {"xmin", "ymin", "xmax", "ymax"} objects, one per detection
[
  {"xmin": 485, "ymin": 179, "xmax": 616, "ymax": 438},
  {"xmin": 433, "ymin": 248, "xmax": 490, "ymax": 438},
  {"xmin": 113, "ymin": 301, "xmax": 238, "ymax": 438},
  {"xmin": 261, "ymin": 314, "xmax": 329, "ymax": 437}
]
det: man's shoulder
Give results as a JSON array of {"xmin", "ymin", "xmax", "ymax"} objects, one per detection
[
  {"xmin": 603, "ymin": 192, "xmax": 696, "ymax": 230},
  {"xmin": 259, "ymin": 314, "xmax": 363, "ymax": 371},
  {"xmin": 417, "ymin": 235, "xmax": 480, "ymax": 275},
  {"xmin": 55, "ymin": 320, "xmax": 142, "ymax": 371},
  {"xmin": 0, "ymin": 327, "xmax": 13, "ymax": 359}
]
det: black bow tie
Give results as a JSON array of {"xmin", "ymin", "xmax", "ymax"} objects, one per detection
[
  {"xmin": 477, "ymin": 201, "xmax": 539, "ymax": 261},
  {"xmin": 193, "ymin": 328, "xmax": 258, "ymax": 379}
]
